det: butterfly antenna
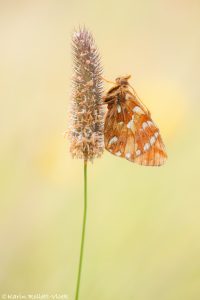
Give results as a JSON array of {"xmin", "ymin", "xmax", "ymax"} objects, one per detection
[
  {"xmin": 101, "ymin": 76, "xmax": 116, "ymax": 85},
  {"xmin": 128, "ymin": 83, "xmax": 150, "ymax": 115}
]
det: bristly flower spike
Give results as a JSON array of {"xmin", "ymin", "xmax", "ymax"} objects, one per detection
[{"xmin": 68, "ymin": 27, "xmax": 104, "ymax": 161}]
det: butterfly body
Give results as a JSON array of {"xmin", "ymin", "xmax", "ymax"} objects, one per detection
[{"xmin": 104, "ymin": 75, "xmax": 167, "ymax": 166}]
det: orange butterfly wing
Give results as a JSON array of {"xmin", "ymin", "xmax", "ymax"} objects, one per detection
[{"xmin": 104, "ymin": 88, "xmax": 167, "ymax": 166}]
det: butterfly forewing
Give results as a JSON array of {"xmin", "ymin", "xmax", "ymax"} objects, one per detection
[{"xmin": 104, "ymin": 78, "xmax": 167, "ymax": 166}]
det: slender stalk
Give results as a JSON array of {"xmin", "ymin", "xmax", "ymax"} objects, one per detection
[{"xmin": 75, "ymin": 159, "xmax": 87, "ymax": 300}]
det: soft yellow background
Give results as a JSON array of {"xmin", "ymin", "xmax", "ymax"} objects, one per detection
[{"xmin": 0, "ymin": 1, "xmax": 200, "ymax": 299}]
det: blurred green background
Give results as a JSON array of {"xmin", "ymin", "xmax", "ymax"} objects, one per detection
[{"xmin": 0, "ymin": 0, "xmax": 200, "ymax": 299}]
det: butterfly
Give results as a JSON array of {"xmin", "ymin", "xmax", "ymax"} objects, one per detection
[{"xmin": 103, "ymin": 75, "xmax": 167, "ymax": 166}]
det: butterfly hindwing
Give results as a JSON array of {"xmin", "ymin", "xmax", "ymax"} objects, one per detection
[{"xmin": 104, "ymin": 102, "xmax": 129, "ymax": 157}]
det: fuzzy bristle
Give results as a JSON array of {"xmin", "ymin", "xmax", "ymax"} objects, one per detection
[{"xmin": 68, "ymin": 27, "xmax": 104, "ymax": 161}]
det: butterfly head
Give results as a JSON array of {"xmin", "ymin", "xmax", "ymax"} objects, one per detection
[
  {"xmin": 115, "ymin": 75, "xmax": 131, "ymax": 86},
  {"xmin": 103, "ymin": 75, "xmax": 132, "ymax": 103}
]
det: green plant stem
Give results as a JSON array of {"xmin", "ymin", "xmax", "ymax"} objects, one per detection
[{"xmin": 75, "ymin": 159, "xmax": 87, "ymax": 300}]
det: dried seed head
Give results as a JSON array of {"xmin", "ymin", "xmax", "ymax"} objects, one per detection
[{"xmin": 68, "ymin": 27, "xmax": 104, "ymax": 161}]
